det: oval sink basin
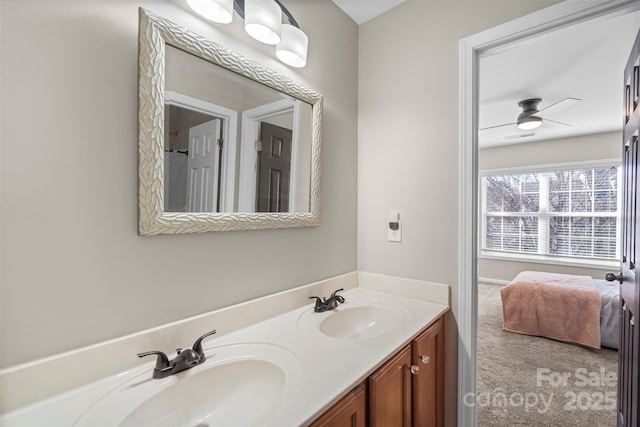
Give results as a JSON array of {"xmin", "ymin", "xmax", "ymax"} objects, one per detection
[
  {"xmin": 319, "ymin": 306, "xmax": 403, "ymax": 340},
  {"xmin": 298, "ymin": 297, "xmax": 409, "ymax": 340},
  {"xmin": 74, "ymin": 343, "xmax": 302, "ymax": 427}
]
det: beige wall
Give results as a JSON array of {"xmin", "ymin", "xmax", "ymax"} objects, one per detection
[
  {"xmin": 0, "ymin": 0, "xmax": 358, "ymax": 367},
  {"xmin": 479, "ymin": 132, "xmax": 621, "ymax": 282},
  {"xmin": 479, "ymin": 258, "xmax": 613, "ymax": 283},
  {"xmin": 480, "ymin": 131, "xmax": 621, "ymax": 170},
  {"xmin": 357, "ymin": 1, "xmax": 558, "ymax": 424}
]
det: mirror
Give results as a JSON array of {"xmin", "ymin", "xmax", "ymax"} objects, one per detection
[{"xmin": 138, "ymin": 8, "xmax": 322, "ymax": 235}]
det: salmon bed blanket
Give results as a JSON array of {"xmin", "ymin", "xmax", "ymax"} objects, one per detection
[{"xmin": 500, "ymin": 271, "xmax": 602, "ymax": 349}]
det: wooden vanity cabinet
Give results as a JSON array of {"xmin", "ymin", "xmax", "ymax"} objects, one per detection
[
  {"xmin": 311, "ymin": 315, "xmax": 445, "ymax": 427},
  {"xmin": 310, "ymin": 382, "xmax": 366, "ymax": 427},
  {"xmin": 368, "ymin": 316, "xmax": 445, "ymax": 427},
  {"xmin": 368, "ymin": 344, "xmax": 412, "ymax": 426},
  {"xmin": 412, "ymin": 317, "xmax": 445, "ymax": 427}
]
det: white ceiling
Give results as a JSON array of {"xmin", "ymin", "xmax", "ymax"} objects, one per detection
[
  {"xmin": 331, "ymin": 2, "xmax": 640, "ymax": 149},
  {"xmin": 331, "ymin": 0, "xmax": 406, "ymax": 25},
  {"xmin": 479, "ymin": 11, "xmax": 640, "ymax": 148}
]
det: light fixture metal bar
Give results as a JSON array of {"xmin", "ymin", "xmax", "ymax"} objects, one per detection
[{"xmin": 232, "ymin": 0, "xmax": 300, "ymax": 28}]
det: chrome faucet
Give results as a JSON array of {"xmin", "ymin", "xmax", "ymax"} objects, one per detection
[
  {"xmin": 137, "ymin": 329, "xmax": 216, "ymax": 379},
  {"xmin": 309, "ymin": 288, "xmax": 345, "ymax": 313}
]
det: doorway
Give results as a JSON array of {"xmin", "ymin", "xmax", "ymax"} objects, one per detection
[
  {"xmin": 458, "ymin": 1, "xmax": 640, "ymax": 425},
  {"xmin": 239, "ymin": 98, "xmax": 306, "ymax": 213},
  {"xmin": 164, "ymin": 91, "xmax": 238, "ymax": 213}
]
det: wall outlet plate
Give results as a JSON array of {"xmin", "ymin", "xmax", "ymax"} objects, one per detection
[{"xmin": 388, "ymin": 220, "xmax": 401, "ymax": 242}]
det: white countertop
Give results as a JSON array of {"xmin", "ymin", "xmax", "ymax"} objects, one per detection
[{"xmin": 2, "ymin": 282, "xmax": 449, "ymax": 426}]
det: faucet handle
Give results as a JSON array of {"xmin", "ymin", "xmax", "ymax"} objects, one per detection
[
  {"xmin": 192, "ymin": 329, "xmax": 217, "ymax": 361},
  {"xmin": 331, "ymin": 288, "xmax": 345, "ymax": 303},
  {"xmin": 309, "ymin": 296, "xmax": 325, "ymax": 311},
  {"xmin": 137, "ymin": 350, "xmax": 170, "ymax": 371}
]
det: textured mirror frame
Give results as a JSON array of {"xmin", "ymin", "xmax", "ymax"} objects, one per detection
[{"xmin": 138, "ymin": 8, "xmax": 322, "ymax": 235}]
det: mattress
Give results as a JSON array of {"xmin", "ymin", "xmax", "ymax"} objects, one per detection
[
  {"xmin": 500, "ymin": 272, "xmax": 620, "ymax": 350},
  {"xmin": 594, "ymin": 279, "xmax": 620, "ymax": 349},
  {"xmin": 501, "ymin": 272, "xmax": 602, "ymax": 348}
]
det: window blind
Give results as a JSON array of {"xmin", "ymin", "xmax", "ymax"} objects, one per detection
[{"xmin": 481, "ymin": 163, "xmax": 620, "ymax": 262}]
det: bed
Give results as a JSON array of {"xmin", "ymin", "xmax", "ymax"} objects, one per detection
[
  {"xmin": 500, "ymin": 271, "xmax": 620, "ymax": 349},
  {"xmin": 594, "ymin": 278, "xmax": 620, "ymax": 349}
]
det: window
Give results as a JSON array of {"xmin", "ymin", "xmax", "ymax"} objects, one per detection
[{"xmin": 480, "ymin": 162, "xmax": 620, "ymax": 267}]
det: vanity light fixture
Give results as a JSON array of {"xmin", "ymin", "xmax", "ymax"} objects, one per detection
[
  {"xmin": 186, "ymin": 0, "xmax": 234, "ymax": 23},
  {"xmin": 244, "ymin": 0, "xmax": 282, "ymax": 45},
  {"xmin": 187, "ymin": 0, "xmax": 308, "ymax": 68},
  {"xmin": 276, "ymin": 23, "xmax": 308, "ymax": 68}
]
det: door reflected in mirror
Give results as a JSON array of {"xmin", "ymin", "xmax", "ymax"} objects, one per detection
[
  {"xmin": 256, "ymin": 121, "xmax": 292, "ymax": 213},
  {"xmin": 164, "ymin": 105, "xmax": 222, "ymax": 213},
  {"xmin": 164, "ymin": 45, "xmax": 313, "ymax": 214}
]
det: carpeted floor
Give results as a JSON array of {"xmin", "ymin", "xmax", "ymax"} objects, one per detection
[{"xmin": 477, "ymin": 282, "xmax": 618, "ymax": 427}]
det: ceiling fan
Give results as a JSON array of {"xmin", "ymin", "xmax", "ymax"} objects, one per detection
[{"xmin": 480, "ymin": 97, "xmax": 581, "ymax": 135}]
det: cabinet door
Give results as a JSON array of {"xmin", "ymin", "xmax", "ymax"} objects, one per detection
[
  {"xmin": 310, "ymin": 382, "xmax": 366, "ymax": 427},
  {"xmin": 368, "ymin": 344, "xmax": 412, "ymax": 427},
  {"xmin": 412, "ymin": 317, "xmax": 444, "ymax": 427}
]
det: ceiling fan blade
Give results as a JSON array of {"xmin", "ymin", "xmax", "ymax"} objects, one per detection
[
  {"xmin": 544, "ymin": 118, "xmax": 573, "ymax": 128},
  {"xmin": 538, "ymin": 97, "xmax": 580, "ymax": 116},
  {"xmin": 504, "ymin": 133, "xmax": 535, "ymax": 140},
  {"xmin": 480, "ymin": 122, "xmax": 516, "ymax": 131}
]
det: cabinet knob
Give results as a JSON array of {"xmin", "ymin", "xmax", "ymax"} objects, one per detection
[
  {"xmin": 420, "ymin": 355, "xmax": 430, "ymax": 364},
  {"xmin": 410, "ymin": 364, "xmax": 420, "ymax": 375}
]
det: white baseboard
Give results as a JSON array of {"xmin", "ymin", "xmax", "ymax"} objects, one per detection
[{"xmin": 478, "ymin": 277, "xmax": 510, "ymax": 286}]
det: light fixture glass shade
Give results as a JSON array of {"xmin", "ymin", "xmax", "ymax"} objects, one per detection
[
  {"xmin": 187, "ymin": 0, "xmax": 234, "ymax": 24},
  {"xmin": 517, "ymin": 116, "xmax": 542, "ymax": 130},
  {"xmin": 244, "ymin": 0, "xmax": 282, "ymax": 45},
  {"xmin": 276, "ymin": 24, "xmax": 308, "ymax": 68}
]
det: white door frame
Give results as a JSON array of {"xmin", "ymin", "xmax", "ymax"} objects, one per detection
[
  {"xmin": 238, "ymin": 99, "xmax": 299, "ymax": 212},
  {"xmin": 165, "ymin": 91, "xmax": 238, "ymax": 212},
  {"xmin": 458, "ymin": 1, "xmax": 640, "ymax": 425}
]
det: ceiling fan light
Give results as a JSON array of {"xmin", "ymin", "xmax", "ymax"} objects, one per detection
[
  {"xmin": 244, "ymin": 0, "xmax": 282, "ymax": 45},
  {"xmin": 187, "ymin": 0, "xmax": 233, "ymax": 24},
  {"xmin": 276, "ymin": 24, "xmax": 308, "ymax": 68},
  {"xmin": 517, "ymin": 116, "xmax": 542, "ymax": 130}
]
